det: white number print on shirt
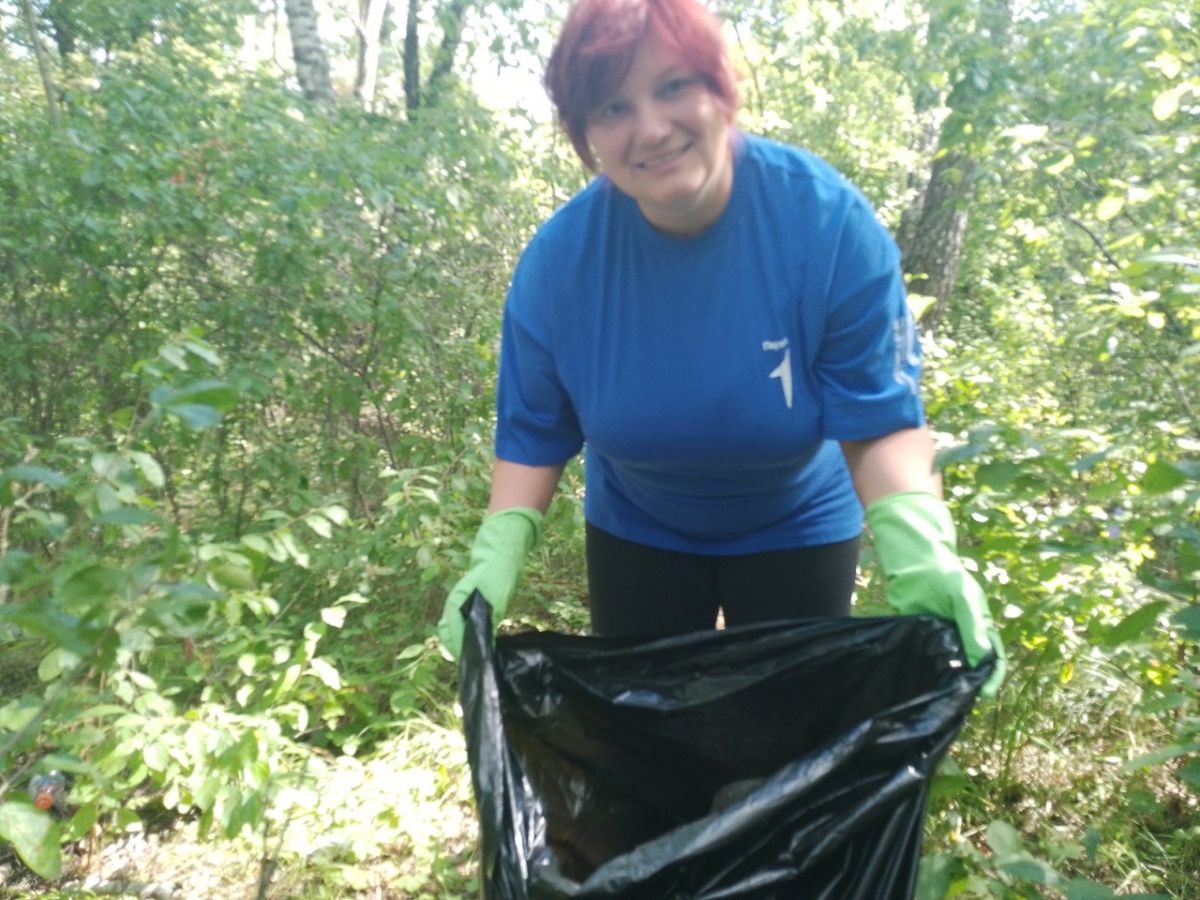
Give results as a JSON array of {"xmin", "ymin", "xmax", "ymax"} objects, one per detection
[{"xmin": 762, "ymin": 338, "xmax": 793, "ymax": 409}]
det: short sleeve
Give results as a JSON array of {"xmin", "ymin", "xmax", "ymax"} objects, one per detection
[
  {"xmin": 816, "ymin": 194, "xmax": 925, "ymax": 441},
  {"xmin": 494, "ymin": 238, "xmax": 585, "ymax": 465}
]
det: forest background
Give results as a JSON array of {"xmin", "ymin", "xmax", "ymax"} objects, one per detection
[{"xmin": 0, "ymin": 0, "xmax": 1196, "ymax": 896}]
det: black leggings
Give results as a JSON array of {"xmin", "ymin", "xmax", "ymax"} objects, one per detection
[{"xmin": 585, "ymin": 523, "xmax": 860, "ymax": 638}]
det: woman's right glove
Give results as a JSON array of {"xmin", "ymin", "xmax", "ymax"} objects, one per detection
[{"xmin": 436, "ymin": 507, "xmax": 543, "ymax": 660}]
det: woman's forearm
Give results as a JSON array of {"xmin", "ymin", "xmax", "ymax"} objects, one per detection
[
  {"xmin": 840, "ymin": 426, "xmax": 939, "ymax": 509},
  {"xmin": 488, "ymin": 459, "xmax": 567, "ymax": 515}
]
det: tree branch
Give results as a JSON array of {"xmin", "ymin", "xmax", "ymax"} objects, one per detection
[{"xmin": 18, "ymin": 0, "xmax": 61, "ymax": 127}]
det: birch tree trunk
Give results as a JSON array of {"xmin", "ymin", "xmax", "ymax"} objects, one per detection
[
  {"xmin": 354, "ymin": 0, "xmax": 390, "ymax": 111},
  {"xmin": 283, "ymin": 0, "xmax": 336, "ymax": 106}
]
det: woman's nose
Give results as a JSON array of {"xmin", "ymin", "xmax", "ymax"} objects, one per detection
[{"xmin": 632, "ymin": 103, "xmax": 672, "ymax": 144}]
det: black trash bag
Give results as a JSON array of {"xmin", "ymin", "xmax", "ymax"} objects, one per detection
[{"xmin": 459, "ymin": 592, "xmax": 992, "ymax": 900}]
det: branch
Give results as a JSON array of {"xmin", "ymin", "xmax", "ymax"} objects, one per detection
[
  {"xmin": 1063, "ymin": 214, "xmax": 1121, "ymax": 269},
  {"xmin": 0, "ymin": 447, "xmax": 41, "ymax": 606},
  {"xmin": 18, "ymin": 0, "xmax": 61, "ymax": 127}
]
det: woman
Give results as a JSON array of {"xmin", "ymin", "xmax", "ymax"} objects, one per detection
[{"xmin": 438, "ymin": 0, "xmax": 1004, "ymax": 695}]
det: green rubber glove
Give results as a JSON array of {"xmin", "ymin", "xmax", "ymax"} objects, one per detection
[
  {"xmin": 866, "ymin": 491, "xmax": 1006, "ymax": 698},
  {"xmin": 437, "ymin": 507, "xmax": 543, "ymax": 660}
]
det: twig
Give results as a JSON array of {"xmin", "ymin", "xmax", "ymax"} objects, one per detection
[
  {"xmin": 0, "ymin": 447, "xmax": 40, "ymax": 606},
  {"xmin": 1063, "ymin": 214, "xmax": 1121, "ymax": 268}
]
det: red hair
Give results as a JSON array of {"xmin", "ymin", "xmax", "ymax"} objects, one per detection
[{"xmin": 544, "ymin": 0, "xmax": 738, "ymax": 169}]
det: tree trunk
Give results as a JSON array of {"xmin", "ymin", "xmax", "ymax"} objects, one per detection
[
  {"xmin": 895, "ymin": 116, "xmax": 942, "ymax": 261},
  {"xmin": 354, "ymin": 0, "xmax": 390, "ymax": 111},
  {"xmin": 18, "ymin": 0, "xmax": 61, "ymax": 126},
  {"xmin": 283, "ymin": 0, "xmax": 336, "ymax": 106},
  {"xmin": 424, "ymin": 0, "xmax": 473, "ymax": 105},
  {"xmin": 403, "ymin": 0, "xmax": 475, "ymax": 112},
  {"xmin": 903, "ymin": 147, "xmax": 975, "ymax": 330},
  {"xmin": 404, "ymin": 0, "xmax": 420, "ymax": 111},
  {"xmin": 900, "ymin": 0, "xmax": 1012, "ymax": 331}
]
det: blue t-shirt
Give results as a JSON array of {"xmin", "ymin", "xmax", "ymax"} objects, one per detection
[{"xmin": 495, "ymin": 134, "xmax": 924, "ymax": 554}]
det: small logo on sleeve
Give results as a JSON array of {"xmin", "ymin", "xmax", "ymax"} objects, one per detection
[
  {"xmin": 763, "ymin": 338, "xmax": 793, "ymax": 409},
  {"xmin": 892, "ymin": 315, "xmax": 919, "ymax": 395}
]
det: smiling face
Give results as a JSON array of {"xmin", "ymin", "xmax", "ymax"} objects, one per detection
[{"xmin": 584, "ymin": 33, "xmax": 735, "ymax": 237}]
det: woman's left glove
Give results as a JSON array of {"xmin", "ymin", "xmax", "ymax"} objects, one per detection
[
  {"xmin": 436, "ymin": 507, "xmax": 543, "ymax": 660},
  {"xmin": 866, "ymin": 491, "xmax": 1006, "ymax": 698}
]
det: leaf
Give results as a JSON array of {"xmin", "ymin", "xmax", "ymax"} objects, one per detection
[
  {"xmin": 1122, "ymin": 743, "xmax": 1199, "ymax": 772},
  {"xmin": 320, "ymin": 606, "xmax": 347, "ymax": 628},
  {"xmin": 0, "ymin": 695, "xmax": 42, "ymax": 731},
  {"xmin": 1001, "ymin": 124, "xmax": 1048, "ymax": 144},
  {"xmin": 304, "ymin": 514, "xmax": 332, "ymax": 538},
  {"xmin": 63, "ymin": 802, "xmax": 99, "ymax": 842},
  {"xmin": 278, "ymin": 530, "xmax": 309, "ymax": 567},
  {"xmin": 208, "ymin": 560, "xmax": 256, "ymax": 591},
  {"xmin": 129, "ymin": 451, "xmax": 165, "ymax": 488},
  {"xmin": 194, "ymin": 776, "xmax": 221, "ymax": 812},
  {"xmin": 94, "ymin": 507, "xmax": 158, "ymax": 526},
  {"xmin": 1, "ymin": 465, "xmax": 68, "ymax": 488},
  {"xmin": 1141, "ymin": 461, "xmax": 1188, "ymax": 494},
  {"xmin": 1095, "ymin": 196, "xmax": 1124, "ymax": 222},
  {"xmin": 1063, "ymin": 880, "xmax": 1116, "ymax": 899},
  {"xmin": 182, "ymin": 341, "xmax": 223, "ymax": 366},
  {"xmin": 1101, "ymin": 600, "xmax": 1168, "ymax": 647},
  {"xmin": 240, "ymin": 534, "xmax": 272, "ymax": 555},
  {"xmin": 309, "ymin": 657, "xmax": 341, "ymax": 689},
  {"xmin": 58, "ymin": 563, "xmax": 125, "ymax": 606},
  {"xmin": 1139, "ymin": 252, "xmax": 1199, "ymax": 269},
  {"xmin": 1045, "ymin": 153, "xmax": 1074, "ymax": 176},
  {"xmin": 977, "ymin": 461, "xmax": 1019, "ymax": 489},
  {"xmin": 1178, "ymin": 758, "xmax": 1200, "ymax": 791},
  {"xmin": 167, "ymin": 379, "xmax": 238, "ymax": 411},
  {"xmin": 986, "ymin": 820, "xmax": 1026, "ymax": 858},
  {"xmin": 323, "ymin": 505, "xmax": 349, "ymax": 525},
  {"xmin": 38, "ymin": 647, "xmax": 82, "ymax": 682},
  {"xmin": 1172, "ymin": 605, "xmax": 1200, "ymax": 640},
  {"xmin": 914, "ymin": 853, "xmax": 956, "ymax": 900},
  {"xmin": 0, "ymin": 602, "xmax": 94, "ymax": 656},
  {"xmin": 906, "ymin": 292, "xmax": 937, "ymax": 321},
  {"xmin": 1000, "ymin": 858, "xmax": 1060, "ymax": 884},
  {"xmin": 163, "ymin": 403, "xmax": 219, "ymax": 432},
  {"xmin": 1152, "ymin": 87, "xmax": 1180, "ymax": 122},
  {"xmin": 0, "ymin": 803, "xmax": 62, "ymax": 880},
  {"xmin": 1071, "ymin": 449, "xmax": 1112, "ymax": 473},
  {"xmin": 158, "ymin": 344, "xmax": 189, "ymax": 370},
  {"xmin": 143, "ymin": 742, "xmax": 170, "ymax": 773},
  {"xmin": 167, "ymin": 403, "xmax": 220, "ymax": 430}
]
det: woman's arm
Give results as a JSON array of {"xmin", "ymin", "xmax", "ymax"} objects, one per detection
[
  {"xmin": 840, "ymin": 426, "xmax": 940, "ymax": 508},
  {"xmin": 488, "ymin": 459, "xmax": 567, "ymax": 514},
  {"xmin": 844, "ymin": 425, "xmax": 1006, "ymax": 695}
]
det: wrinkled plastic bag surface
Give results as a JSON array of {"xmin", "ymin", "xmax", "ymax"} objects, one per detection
[{"xmin": 459, "ymin": 592, "xmax": 992, "ymax": 899}]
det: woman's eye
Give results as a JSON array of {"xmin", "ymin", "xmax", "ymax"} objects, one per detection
[
  {"xmin": 662, "ymin": 77, "xmax": 697, "ymax": 98},
  {"xmin": 592, "ymin": 101, "xmax": 629, "ymax": 123}
]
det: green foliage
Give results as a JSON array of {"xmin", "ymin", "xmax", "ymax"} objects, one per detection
[
  {"xmin": 1, "ymin": 0, "xmax": 1197, "ymax": 895},
  {"xmin": 0, "ymin": 8, "xmax": 542, "ymax": 886}
]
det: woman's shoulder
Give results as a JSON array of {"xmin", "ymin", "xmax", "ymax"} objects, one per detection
[
  {"xmin": 738, "ymin": 134, "xmax": 863, "ymax": 201},
  {"xmin": 532, "ymin": 177, "xmax": 619, "ymax": 245}
]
